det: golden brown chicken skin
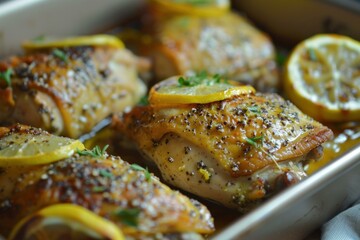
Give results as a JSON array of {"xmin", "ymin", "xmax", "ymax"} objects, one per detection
[
  {"xmin": 138, "ymin": 9, "xmax": 278, "ymax": 92},
  {"xmin": 115, "ymin": 93, "xmax": 333, "ymax": 211},
  {"xmin": 0, "ymin": 45, "xmax": 148, "ymax": 138},
  {"xmin": 0, "ymin": 125, "xmax": 214, "ymax": 239}
]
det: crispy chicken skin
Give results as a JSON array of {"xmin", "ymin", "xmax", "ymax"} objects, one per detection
[
  {"xmin": 0, "ymin": 125, "xmax": 214, "ymax": 239},
  {"xmin": 115, "ymin": 93, "xmax": 333, "ymax": 211},
  {"xmin": 139, "ymin": 10, "xmax": 278, "ymax": 92},
  {"xmin": 0, "ymin": 45, "xmax": 148, "ymax": 138}
]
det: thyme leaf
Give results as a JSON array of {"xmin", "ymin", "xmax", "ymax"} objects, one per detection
[
  {"xmin": 246, "ymin": 135, "xmax": 264, "ymax": 148},
  {"xmin": 248, "ymin": 106, "xmax": 260, "ymax": 114},
  {"xmin": 52, "ymin": 48, "xmax": 68, "ymax": 63},
  {"xmin": 92, "ymin": 186, "xmax": 107, "ymax": 193},
  {"xmin": 77, "ymin": 145, "xmax": 109, "ymax": 158},
  {"xmin": 114, "ymin": 208, "xmax": 141, "ymax": 227},
  {"xmin": 130, "ymin": 164, "xmax": 151, "ymax": 181},
  {"xmin": 138, "ymin": 95, "xmax": 149, "ymax": 106},
  {"xmin": 0, "ymin": 68, "xmax": 13, "ymax": 88},
  {"xmin": 178, "ymin": 71, "xmax": 224, "ymax": 87},
  {"xmin": 99, "ymin": 169, "xmax": 113, "ymax": 179}
]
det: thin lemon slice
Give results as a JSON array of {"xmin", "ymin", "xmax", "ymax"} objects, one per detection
[
  {"xmin": 9, "ymin": 204, "xmax": 124, "ymax": 240},
  {"xmin": 151, "ymin": 0, "xmax": 230, "ymax": 17},
  {"xmin": 23, "ymin": 34, "xmax": 124, "ymax": 50},
  {"xmin": 285, "ymin": 34, "xmax": 360, "ymax": 122},
  {"xmin": 0, "ymin": 129, "xmax": 85, "ymax": 166},
  {"xmin": 149, "ymin": 75, "xmax": 255, "ymax": 105}
]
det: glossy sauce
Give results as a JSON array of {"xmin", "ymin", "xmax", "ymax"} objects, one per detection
[{"xmin": 307, "ymin": 122, "xmax": 360, "ymax": 174}]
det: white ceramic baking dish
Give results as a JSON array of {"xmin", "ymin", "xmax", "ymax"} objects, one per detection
[{"xmin": 1, "ymin": 0, "xmax": 359, "ymax": 239}]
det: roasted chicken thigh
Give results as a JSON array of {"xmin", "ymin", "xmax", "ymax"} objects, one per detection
[
  {"xmin": 0, "ymin": 37, "xmax": 148, "ymax": 138},
  {"xmin": 137, "ymin": 2, "xmax": 279, "ymax": 92},
  {"xmin": 116, "ymin": 91, "xmax": 333, "ymax": 211},
  {"xmin": 0, "ymin": 125, "xmax": 214, "ymax": 239}
]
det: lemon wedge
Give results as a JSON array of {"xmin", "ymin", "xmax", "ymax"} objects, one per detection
[
  {"xmin": 150, "ymin": 0, "xmax": 230, "ymax": 17},
  {"xmin": 8, "ymin": 204, "xmax": 124, "ymax": 240},
  {"xmin": 23, "ymin": 34, "xmax": 124, "ymax": 50},
  {"xmin": 284, "ymin": 34, "xmax": 360, "ymax": 122},
  {"xmin": 0, "ymin": 127, "xmax": 84, "ymax": 166},
  {"xmin": 149, "ymin": 74, "xmax": 255, "ymax": 106}
]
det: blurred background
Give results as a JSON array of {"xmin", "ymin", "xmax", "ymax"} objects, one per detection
[{"xmin": 234, "ymin": 0, "xmax": 360, "ymax": 46}]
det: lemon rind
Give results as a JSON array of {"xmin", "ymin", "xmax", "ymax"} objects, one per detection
[
  {"xmin": 23, "ymin": 34, "xmax": 124, "ymax": 50},
  {"xmin": 8, "ymin": 204, "xmax": 124, "ymax": 240},
  {"xmin": 149, "ymin": 85, "xmax": 255, "ymax": 105},
  {"xmin": 0, "ymin": 140, "xmax": 85, "ymax": 166}
]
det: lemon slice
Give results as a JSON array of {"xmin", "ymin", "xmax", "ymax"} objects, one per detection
[
  {"xmin": 23, "ymin": 34, "xmax": 124, "ymax": 50},
  {"xmin": 0, "ymin": 129, "xmax": 85, "ymax": 166},
  {"xmin": 151, "ymin": 0, "xmax": 230, "ymax": 17},
  {"xmin": 285, "ymin": 34, "xmax": 360, "ymax": 122},
  {"xmin": 9, "ymin": 204, "xmax": 124, "ymax": 240},
  {"xmin": 149, "ymin": 75, "xmax": 255, "ymax": 105}
]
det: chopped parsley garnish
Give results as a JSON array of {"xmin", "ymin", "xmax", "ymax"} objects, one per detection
[
  {"xmin": 248, "ymin": 106, "xmax": 260, "ymax": 114},
  {"xmin": 0, "ymin": 68, "xmax": 13, "ymax": 88},
  {"xmin": 114, "ymin": 208, "xmax": 141, "ymax": 227},
  {"xmin": 308, "ymin": 48, "xmax": 317, "ymax": 61},
  {"xmin": 99, "ymin": 169, "xmax": 113, "ymax": 179},
  {"xmin": 52, "ymin": 48, "xmax": 68, "ymax": 63},
  {"xmin": 178, "ymin": 71, "xmax": 223, "ymax": 87},
  {"xmin": 130, "ymin": 164, "xmax": 151, "ymax": 181},
  {"xmin": 246, "ymin": 135, "xmax": 264, "ymax": 148},
  {"xmin": 77, "ymin": 145, "xmax": 109, "ymax": 158},
  {"xmin": 92, "ymin": 186, "xmax": 107, "ymax": 192}
]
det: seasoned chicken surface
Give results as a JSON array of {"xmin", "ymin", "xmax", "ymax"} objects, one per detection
[
  {"xmin": 0, "ymin": 125, "xmax": 214, "ymax": 239},
  {"xmin": 115, "ymin": 93, "xmax": 333, "ymax": 211},
  {"xmin": 0, "ymin": 45, "xmax": 148, "ymax": 138},
  {"xmin": 139, "ymin": 9, "xmax": 278, "ymax": 92}
]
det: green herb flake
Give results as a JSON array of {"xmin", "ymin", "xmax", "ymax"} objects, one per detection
[
  {"xmin": 138, "ymin": 95, "xmax": 149, "ymax": 106},
  {"xmin": 52, "ymin": 48, "xmax": 68, "ymax": 63},
  {"xmin": 174, "ymin": 0, "xmax": 210, "ymax": 6},
  {"xmin": 212, "ymin": 74, "xmax": 222, "ymax": 84},
  {"xmin": 177, "ymin": 71, "xmax": 225, "ymax": 87},
  {"xmin": 92, "ymin": 186, "xmax": 107, "ymax": 193},
  {"xmin": 308, "ymin": 48, "xmax": 317, "ymax": 61},
  {"xmin": 130, "ymin": 164, "xmax": 151, "ymax": 181},
  {"xmin": 176, "ymin": 16, "xmax": 190, "ymax": 28},
  {"xmin": 77, "ymin": 145, "xmax": 109, "ymax": 158},
  {"xmin": 246, "ymin": 135, "xmax": 264, "ymax": 148},
  {"xmin": 0, "ymin": 68, "xmax": 13, "ymax": 88},
  {"xmin": 99, "ymin": 169, "xmax": 113, "ymax": 179},
  {"xmin": 178, "ymin": 76, "xmax": 188, "ymax": 86},
  {"xmin": 32, "ymin": 35, "xmax": 46, "ymax": 42},
  {"xmin": 248, "ymin": 106, "xmax": 260, "ymax": 114},
  {"xmin": 114, "ymin": 208, "xmax": 141, "ymax": 227}
]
